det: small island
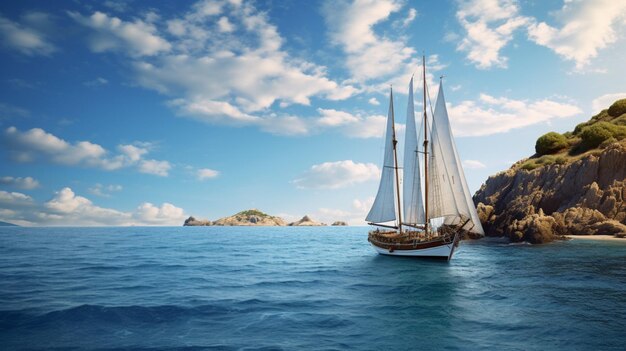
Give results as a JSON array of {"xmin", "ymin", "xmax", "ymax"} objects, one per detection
[
  {"xmin": 183, "ymin": 210, "xmax": 348, "ymax": 227},
  {"xmin": 288, "ymin": 215, "xmax": 326, "ymax": 226}
]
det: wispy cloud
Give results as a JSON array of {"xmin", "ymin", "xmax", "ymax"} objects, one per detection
[
  {"xmin": 292, "ymin": 160, "xmax": 379, "ymax": 189},
  {"xmin": 88, "ymin": 183, "xmax": 122, "ymax": 197},
  {"xmin": 197, "ymin": 168, "xmax": 220, "ymax": 180},
  {"xmin": 455, "ymin": 0, "xmax": 530, "ymax": 69},
  {"xmin": 0, "ymin": 176, "xmax": 39, "ymax": 190},
  {"xmin": 591, "ymin": 92, "xmax": 626, "ymax": 113},
  {"xmin": 4, "ymin": 126, "xmax": 172, "ymax": 176},
  {"xmin": 0, "ymin": 12, "xmax": 56, "ymax": 56},
  {"xmin": 447, "ymin": 94, "xmax": 582, "ymax": 137},
  {"xmin": 69, "ymin": 11, "xmax": 171, "ymax": 57},
  {"xmin": 323, "ymin": 0, "xmax": 418, "ymax": 82},
  {"xmin": 527, "ymin": 0, "xmax": 626, "ymax": 70},
  {"xmin": 462, "ymin": 159, "xmax": 486, "ymax": 169}
]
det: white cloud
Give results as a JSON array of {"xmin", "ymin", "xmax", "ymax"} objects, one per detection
[
  {"xmin": 527, "ymin": 0, "xmax": 626, "ymax": 70},
  {"xmin": 455, "ymin": 0, "xmax": 530, "ymax": 69},
  {"xmin": 134, "ymin": 202, "xmax": 186, "ymax": 225},
  {"xmin": 401, "ymin": 8, "xmax": 418, "ymax": 28},
  {"xmin": 4, "ymin": 126, "xmax": 171, "ymax": 175},
  {"xmin": 88, "ymin": 183, "xmax": 122, "ymax": 197},
  {"xmin": 139, "ymin": 159, "xmax": 171, "ymax": 177},
  {"xmin": 69, "ymin": 11, "xmax": 171, "ymax": 57},
  {"xmin": 462, "ymin": 160, "xmax": 487, "ymax": 169},
  {"xmin": 0, "ymin": 13, "xmax": 56, "ymax": 56},
  {"xmin": 0, "ymin": 176, "xmax": 39, "ymax": 190},
  {"xmin": 316, "ymin": 108, "xmax": 360, "ymax": 127},
  {"xmin": 0, "ymin": 190, "xmax": 33, "ymax": 205},
  {"xmin": 592, "ymin": 92, "xmax": 626, "ymax": 113},
  {"xmin": 447, "ymin": 94, "xmax": 582, "ymax": 137},
  {"xmin": 368, "ymin": 97, "xmax": 380, "ymax": 105},
  {"xmin": 217, "ymin": 16, "xmax": 235, "ymax": 33},
  {"xmin": 197, "ymin": 168, "xmax": 220, "ymax": 180},
  {"xmin": 292, "ymin": 160, "xmax": 380, "ymax": 189},
  {"xmin": 323, "ymin": 0, "xmax": 419, "ymax": 81},
  {"xmin": 0, "ymin": 187, "xmax": 187, "ymax": 226},
  {"xmin": 69, "ymin": 1, "xmax": 355, "ymax": 134}
]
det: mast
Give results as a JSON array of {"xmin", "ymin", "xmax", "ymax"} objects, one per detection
[
  {"xmin": 422, "ymin": 55, "xmax": 429, "ymax": 235},
  {"xmin": 390, "ymin": 87, "xmax": 402, "ymax": 233}
]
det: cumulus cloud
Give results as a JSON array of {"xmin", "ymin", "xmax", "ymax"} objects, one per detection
[
  {"xmin": 139, "ymin": 159, "xmax": 171, "ymax": 176},
  {"xmin": 292, "ymin": 160, "xmax": 380, "ymax": 189},
  {"xmin": 527, "ymin": 0, "xmax": 626, "ymax": 70},
  {"xmin": 592, "ymin": 92, "xmax": 626, "ymax": 113},
  {"xmin": 0, "ymin": 187, "xmax": 186, "ymax": 226},
  {"xmin": 323, "ymin": 0, "xmax": 419, "ymax": 81},
  {"xmin": 0, "ymin": 12, "xmax": 56, "ymax": 56},
  {"xmin": 368, "ymin": 97, "xmax": 380, "ymax": 105},
  {"xmin": 462, "ymin": 160, "xmax": 486, "ymax": 169},
  {"xmin": 455, "ymin": 0, "xmax": 530, "ymax": 69},
  {"xmin": 0, "ymin": 190, "xmax": 33, "ymax": 205},
  {"xmin": 69, "ymin": 11, "xmax": 171, "ymax": 57},
  {"xmin": 0, "ymin": 176, "xmax": 39, "ymax": 190},
  {"xmin": 4, "ymin": 126, "xmax": 171, "ymax": 176},
  {"xmin": 69, "ymin": 1, "xmax": 356, "ymax": 134},
  {"xmin": 447, "ymin": 94, "xmax": 582, "ymax": 137},
  {"xmin": 197, "ymin": 168, "xmax": 220, "ymax": 180}
]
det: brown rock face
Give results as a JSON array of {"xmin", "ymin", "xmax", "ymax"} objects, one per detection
[
  {"xmin": 474, "ymin": 142, "xmax": 626, "ymax": 243},
  {"xmin": 183, "ymin": 216, "xmax": 212, "ymax": 226},
  {"xmin": 288, "ymin": 215, "xmax": 326, "ymax": 226}
]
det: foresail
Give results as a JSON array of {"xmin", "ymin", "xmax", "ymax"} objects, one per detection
[
  {"xmin": 366, "ymin": 91, "xmax": 397, "ymax": 224},
  {"xmin": 402, "ymin": 77, "xmax": 426, "ymax": 225},
  {"xmin": 428, "ymin": 83, "xmax": 484, "ymax": 235}
]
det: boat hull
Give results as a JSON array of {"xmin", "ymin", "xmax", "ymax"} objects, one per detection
[{"xmin": 370, "ymin": 241, "xmax": 455, "ymax": 259}]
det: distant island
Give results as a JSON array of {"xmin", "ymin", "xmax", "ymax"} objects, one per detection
[
  {"xmin": 183, "ymin": 209, "xmax": 344, "ymax": 227},
  {"xmin": 474, "ymin": 98, "xmax": 626, "ymax": 243},
  {"xmin": 0, "ymin": 221, "xmax": 18, "ymax": 227}
]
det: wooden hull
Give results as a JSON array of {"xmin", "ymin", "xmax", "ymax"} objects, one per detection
[{"xmin": 368, "ymin": 230, "xmax": 460, "ymax": 260}]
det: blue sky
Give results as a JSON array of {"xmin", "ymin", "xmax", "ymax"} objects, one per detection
[{"xmin": 1, "ymin": 0, "xmax": 625, "ymax": 226}]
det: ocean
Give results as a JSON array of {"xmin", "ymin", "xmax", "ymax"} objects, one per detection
[{"xmin": 1, "ymin": 226, "xmax": 625, "ymax": 350}]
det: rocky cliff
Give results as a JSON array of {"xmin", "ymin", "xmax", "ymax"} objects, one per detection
[
  {"xmin": 288, "ymin": 215, "xmax": 326, "ymax": 226},
  {"xmin": 212, "ymin": 209, "xmax": 287, "ymax": 226},
  {"xmin": 183, "ymin": 216, "xmax": 212, "ymax": 226},
  {"xmin": 474, "ymin": 140, "xmax": 626, "ymax": 244}
]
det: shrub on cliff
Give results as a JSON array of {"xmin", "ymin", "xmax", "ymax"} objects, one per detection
[
  {"xmin": 535, "ymin": 132, "xmax": 568, "ymax": 155},
  {"xmin": 608, "ymin": 98, "xmax": 626, "ymax": 117},
  {"xmin": 581, "ymin": 123, "xmax": 613, "ymax": 149},
  {"xmin": 580, "ymin": 122, "xmax": 626, "ymax": 149}
]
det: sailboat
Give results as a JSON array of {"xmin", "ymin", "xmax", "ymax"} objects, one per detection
[{"xmin": 366, "ymin": 57, "xmax": 484, "ymax": 260}]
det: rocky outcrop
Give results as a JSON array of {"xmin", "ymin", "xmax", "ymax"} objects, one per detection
[
  {"xmin": 183, "ymin": 216, "xmax": 212, "ymax": 226},
  {"xmin": 212, "ymin": 209, "xmax": 287, "ymax": 226},
  {"xmin": 288, "ymin": 215, "xmax": 326, "ymax": 226},
  {"xmin": 474, "ymin": 141, "xmax": 626, "ymax": 243},
  {"xmin": 332, "ymin": 221, "xmax": 348, "ymax": 226}
]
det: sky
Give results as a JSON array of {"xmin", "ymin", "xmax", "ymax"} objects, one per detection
[{"xmin": 0, "ymin": 0, "xmax": 625, "ymax": 226}]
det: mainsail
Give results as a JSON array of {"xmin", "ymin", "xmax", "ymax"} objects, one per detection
[
  {"xmin": 428, "ymin": 82, "xmax": 484, "ymax": 235},
  {"xmin": 366, "ymin": 90, "xmax": 397, "ymax": 224},
  {"xmin": 402, "ymin": 77, "xmax": 426, "ymax": 225}
]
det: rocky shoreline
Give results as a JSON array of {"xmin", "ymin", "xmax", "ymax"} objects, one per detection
[{"xmin": 474, "ymin": 141, "xmax": 626, "ymax": 243}]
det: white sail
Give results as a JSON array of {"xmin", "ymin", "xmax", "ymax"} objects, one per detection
[
  {"xmin": 428, "ymin": 82, "xmax": 484, "ymax": 235},
  {"xmin": 366, "ymin": 90, "xmax": 397, "ymax": 224},
  {"xmin": 403, "ymin": 77, "xmax": 426, "ymax": 225}
]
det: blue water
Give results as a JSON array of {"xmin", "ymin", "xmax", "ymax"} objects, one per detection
[{"xmin": 1, "ymin": 227, "xmax": 625, "ymax": 350}]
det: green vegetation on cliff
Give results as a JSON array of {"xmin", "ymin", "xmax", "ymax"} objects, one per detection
[{"xmin": 521, "ymin": 98, "xmax": 626, "ymax": 170}]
